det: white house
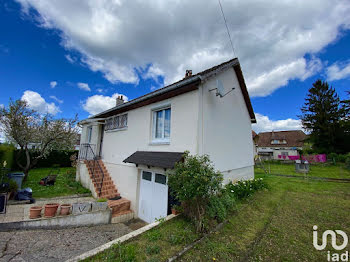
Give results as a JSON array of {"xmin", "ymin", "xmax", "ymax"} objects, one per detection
[
  {"xmin": 76, "ymin": 58, "xmax": 256, "ymax": 223},
  {"xmin": 256, "ymin": 130, "xmax": 307, "ymax": 160}
]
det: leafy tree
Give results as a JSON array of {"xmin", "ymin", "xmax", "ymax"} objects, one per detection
[
  {"xmin": 0, "ymin": 100, "xmax": 78, "ymax": 180},
  {"xmin": 299, "ymin": 80, "xmax": 348, "ymax": 153}
]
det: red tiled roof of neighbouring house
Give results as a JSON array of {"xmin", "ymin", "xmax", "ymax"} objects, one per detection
[{"xmin": 257, "ymin": 130, "xmax": 307, "ymax": 147}]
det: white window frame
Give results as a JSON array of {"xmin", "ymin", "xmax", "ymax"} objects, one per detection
[
  {"xmin": 105, "ymin": 113, "xmax": 128, "ymax": 132},
  {"xmin": 87, "ymin": 126, "xmax": 92, "ymax": 143},
  {"xmin": 151, "ymin": 106, "xmax": 171, "ymax": 144}
]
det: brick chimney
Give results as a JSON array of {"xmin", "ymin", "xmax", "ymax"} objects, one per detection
[
  {"xmin": 185, "ymin": 70, "xmax": 192, "ymax": 78},
  {"xmin": 116, "ymin": 95, "xmax": 124, "ymax": 106}
]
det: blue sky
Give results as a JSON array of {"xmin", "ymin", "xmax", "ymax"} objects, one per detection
[{"xmin": 1, "ymin": 0, "xmax": 350, "ymax": 133}]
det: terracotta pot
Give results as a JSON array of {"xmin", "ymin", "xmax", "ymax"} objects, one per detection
[
  {"xmin": 44, "ymin": 203, "xmax": 60, "ymax": 218},
  {"xmin": 171, "ymin": 208, "xmax": 180, "ymax": 215},
  {"xmin": 60, "ymin": 204, "xmax": 71, "ymax": 216},
  {"xmin": 29, "ymin": 206, "xmax": 42, "ymax": 219}
]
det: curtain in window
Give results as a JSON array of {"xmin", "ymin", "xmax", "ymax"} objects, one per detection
[
  {"xmin": 164, "ymin": 108, "xmax": 171, "ymax": 138},
  {"xmin": 155, "ymin": 110, "xmax": 163, "ymax": 138}
]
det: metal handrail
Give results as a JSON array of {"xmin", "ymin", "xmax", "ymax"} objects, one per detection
[{"xmin": 79, "ymin": 143, "xmax": 105, "ymax": 197}]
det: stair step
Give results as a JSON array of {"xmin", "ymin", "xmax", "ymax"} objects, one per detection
[
  {"xmin": 112, "ymin": 210, "xmax": 133, "ymax": 218},
  {"xmin": 108, "ymin": 198, "xmax": 131, "ymax": 214}
]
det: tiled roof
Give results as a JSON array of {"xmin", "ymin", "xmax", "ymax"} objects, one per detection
[
  {"xmin": 123, "ymin": 151, "xmax": 184, "ymax": 169},
  {"xmin": 257, "ymin": 130, "xmax": 307, "ymax": 147}
]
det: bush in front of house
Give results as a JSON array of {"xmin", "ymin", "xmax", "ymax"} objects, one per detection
[
  {"xmin": 225, "ymin": 178, "xmax": 268, "ymax": 200},
  {"xmin": 168, "ymin": 152, "xmax": 235, "ymax": 233}
]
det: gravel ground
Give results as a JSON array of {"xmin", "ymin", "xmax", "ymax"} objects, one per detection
[{"xmin": 0, "ymin": 223, "xmax": 133, "ymax": 262}]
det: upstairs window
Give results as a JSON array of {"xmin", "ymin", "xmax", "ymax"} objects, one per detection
[
  {"xmin": 152, "ymin": 107, "xmax": 171, "ymax": 142},
  {"xmin": 105, "ymin": 114, "xmax": 128, "ymax": 131},
  {"xmin": 271, "ymin": 139, "xmax": 287, "ymax": 145}
]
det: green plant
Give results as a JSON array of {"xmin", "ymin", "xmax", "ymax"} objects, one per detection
[
  {"xmin": 207, "ymin": 190, "xmax": 236, "ymax": 222},
  {"xmin": 225, "ymin": 178, "xmax": 268, "ymax": 200},
  {"xmin": 345, "ymin": 154, "xmax": 350, "ymax": 170},
  {"xmin": 146, "ymin": 245, "xmax": 160, "ymax": 255},
  {"xmin": 146, "ymin": 230, "xmax": 161, "ymax": 241},
  {"xmin": 97, "ymin": 198, "xmax": 107, "ymax": 202},
  {"xmin": 168, "ymin": 152, "xmax": 224, "ymax": 232},
  {"xmin": 106, "ymin": 243, "xmax": 137, "ymax": 262}
]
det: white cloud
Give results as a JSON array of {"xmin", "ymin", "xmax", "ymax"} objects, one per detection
[
  {"xmin": 16, "ymin": 0, "xmax": 350, "ymax": 96},
  {"xmin": 77, "ymin": 82, "xmax": 91, "ymax": 91},
  {"xmin": 65, "ymin": 54, "xmax": 76, "ymax": 63},
  {"xmin": 82, "ymin": 93, "xmax": 129, "ymax": 115},
  {"xmin": 50, "ymin": 81, "xmax": 57, "ymax": 88},
  {"xmin": 21, "ymin": 90, "xmax": 60, "ymax": 115},
  {"xmin": 253, "ymin": 113, "xmax": 302, "ymax": 133},
  {"xmin": 96, "ymin": 88, "xmax": 103, "ymax": 93},
  {"xmin": 150, "ymin": 85, "xmax": 158, "ymax": 91},
  {"xmin": 326, "ymin": 60, "xmax": 350, "ymax": 81},
  {"xmin": 49, "ymin": 95, "xmax": 63, "ymax": 104}
]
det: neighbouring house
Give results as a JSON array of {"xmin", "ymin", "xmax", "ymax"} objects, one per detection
[
  {"xmin": 76, "ymin": 58, "xmax": 256, "ymax": 223},
  {"xmin": 256, "ymin": 130, "xmax": 307, "ymax": 160},
  {"xmin": 252, "ymin": 130, "xmax": 258, "ymax": 156}
]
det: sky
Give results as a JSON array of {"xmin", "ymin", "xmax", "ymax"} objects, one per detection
[{"xmin": 1, "ymin": 0, "xmax": 350, "ymax": 140}]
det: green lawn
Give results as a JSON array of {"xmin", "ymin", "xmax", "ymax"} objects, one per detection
[
  {"xmin": 21, "ymin": 167, "xmax": 91, "ymax": 198},
  {"xmin": 255, "ymin": 162, "xmax": 350, "ymax": 179},
  {"xmin": 86, "ymin": 165, "xmax": 350, "ymax": 262},
  {"xmin": 180, "ymin": 174, "xmax": 350, "ymax": 261}
]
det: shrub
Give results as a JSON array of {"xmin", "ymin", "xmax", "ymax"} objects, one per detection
[
  {"xmin": 168, "ymin": 152, "xmax": 224, "ymax": 232},
  {"xmin": 225, "ymin": 178, "xmax": 268, "ymax": 200},
  {"xmin": 345, "ymin": 154, "xmax": 350, "ymax": 170},
  {"xmin": 13, "ymin": 150, "xmax": 78, "ymax": 170},
  {"xmin": 207, "ymin": 190, "xmax": 236, "ymax": 223}
]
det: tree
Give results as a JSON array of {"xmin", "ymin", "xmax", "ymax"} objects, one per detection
[
  {"xmin": 299, "ymin": 80, "xmax": 348, "ymax": 153},
  {"xmin": 0, "ymin": 99, "xmax": 78, "ymax": 180}
]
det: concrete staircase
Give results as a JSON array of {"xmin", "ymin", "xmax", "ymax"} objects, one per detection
[{"xmin": 84, "ymin": 160, "xmax": 133, "ymax": 222}]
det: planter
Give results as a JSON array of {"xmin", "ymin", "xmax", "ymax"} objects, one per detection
[
  {"xmin": 60, "ymin": 204, "xmax": 71, "ymax": 216},
  {"xmin": 91, "ymin": 202, "xmax": 108, "ymax": 212},
  {"xmin": 44, "ymin": 203, "xmax": 60, "ymax": 218},
  {"xmin": 72, "ymin": 202, "xmax": 91, "ymax": 215},
  {"xmin": 29, "ymin": 206, "xmax": 42, "ymax": 219}
]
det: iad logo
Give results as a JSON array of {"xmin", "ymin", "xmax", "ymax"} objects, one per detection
[{"xmin": 313, "ymin": 225, "xmax": 349, "ymax": 261}]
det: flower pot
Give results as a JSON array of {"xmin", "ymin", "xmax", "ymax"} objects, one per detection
[
  {"xmin": 29, "ymin": 206, "xmax": 42, "ymax": 219},
  {"xmin": 60, "ymin": 204, "xmax": 71, "ymax": 216},
  {"xmin": 44, "ymin": 203, "xmax": 60, "ymax": 218},
  {"xmin": 171, "ymin": 208, "xmax": 180, "ymax": 215}
]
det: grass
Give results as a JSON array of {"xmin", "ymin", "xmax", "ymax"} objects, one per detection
[
  {"xmin": 180, "ymin": 173, "xmax": 350, "ymax": 261},
  {"xmin": 255, "ymin": 162, "xmax": 350, "ymax": 179},
  {"xmin": 85, "ymin": 164, "xmax": 350, "ymax": 261},
  {"xmin": 21, "ymin": 167, "xmax": 91, "ymax": 198},
  {"xmin": 85, "ymin": 217, "xmax": 200, "ymax": 261}
]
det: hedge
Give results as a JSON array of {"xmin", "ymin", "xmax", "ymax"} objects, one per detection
[
  {"xmin": 12, "ymin": 150, "xmax": 79, "ymax": 170},
  {"xmin": 0, "ymin": 144, "xmax": 16, "ymax": 169}
]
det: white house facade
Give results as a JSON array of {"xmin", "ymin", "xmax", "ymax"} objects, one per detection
[{"xmin": 76, "ymin": 58, "xmax": 256, "ymax": 223}]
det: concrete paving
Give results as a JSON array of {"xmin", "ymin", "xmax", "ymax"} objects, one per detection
[
  {"xmin": 0, "ymin": 223, "xmax": 133, "ymax": 262},
  {"xmin": 0, "ymin": 196, "xmax": 95, "ymax": 223}
]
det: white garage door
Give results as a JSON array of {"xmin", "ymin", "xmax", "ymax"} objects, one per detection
[{"xmin": 138, "ymin": 170, "xmax": 168, "ymax": 223}]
